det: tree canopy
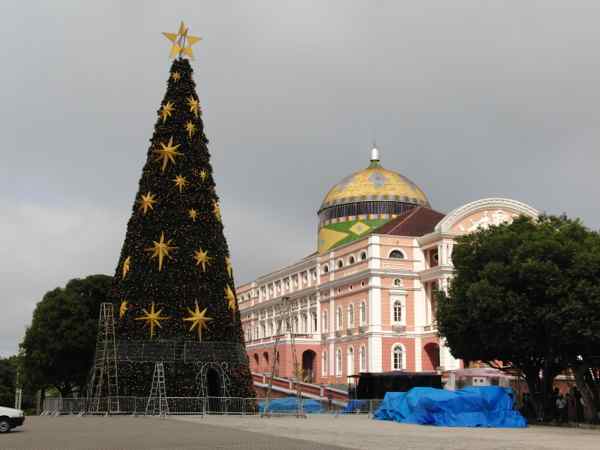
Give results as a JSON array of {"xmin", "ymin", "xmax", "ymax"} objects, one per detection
[
  {"xmin": 0, "ymin": 356, "xmax": 17, "ymax": 407},
  {"xmin": 20, "ymin": 274, "xmax": 112, "ymax": 397},
  {"xmin": 437, "ymin": 215, "xmax": 600, "ymax": 420}
]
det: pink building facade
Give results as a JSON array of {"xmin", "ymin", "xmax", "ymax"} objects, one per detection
[{"xmin": 237, "ymin": 149, "xmax": 538, "ymax": 386}]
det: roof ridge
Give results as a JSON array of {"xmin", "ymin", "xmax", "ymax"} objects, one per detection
[{"xmin": 385, "ymin": 206, "xmax": 423, "ymax": 234}]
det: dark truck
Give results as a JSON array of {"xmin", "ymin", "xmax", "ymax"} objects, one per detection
[{"xmin": 350, "ymin": 371, "xmax": 442, "ymax": 399}]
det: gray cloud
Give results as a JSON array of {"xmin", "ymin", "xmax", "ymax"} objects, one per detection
[{"xmin": 1, "ymin": 0, "xmax": 599, "ymax": 355}]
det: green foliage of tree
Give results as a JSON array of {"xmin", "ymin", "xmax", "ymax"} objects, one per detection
[
  {"xmin": 20, "ymin": 275, "xmax": 112, "ymax": 397},
  {"xmin": 437, "ymin": 215, "xmax": 600, "ymax": 421},
  {"xmin": 0, "ymin": 356, "xmax": 17, "ymax": 406}
]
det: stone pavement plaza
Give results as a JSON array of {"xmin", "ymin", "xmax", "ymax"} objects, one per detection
[{"xmin": 2, "ymin": 415, "xmax": 599, "ymax": 450}]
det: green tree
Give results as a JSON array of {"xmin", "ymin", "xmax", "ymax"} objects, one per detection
[
  {"xmin": 437, "ymin": 215, "xmax": 600, "ymax": 421},
  {"xmin": 0, "ymin": 356, "xmax": 17, "ymax": 407},
  {"xmin": 20, "ymin": 275, "xmax": 112, "ymax": 397}
]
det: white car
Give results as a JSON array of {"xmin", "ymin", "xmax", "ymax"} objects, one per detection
[{"xmin": 0, "ymin": 406, "xmax": 25, "ymax": 433}]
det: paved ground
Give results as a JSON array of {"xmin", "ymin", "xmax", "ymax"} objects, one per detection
[
  {"xmin": 0, "ymin": 416, "xmax": 348, "ymax": 450},
  {"xmin": 2, "ymin": 415, "xmax": 599, "ymax": 450},
  {"xmin": 178, "ymin": 415, "xmax": 600, "ymax": 450}
]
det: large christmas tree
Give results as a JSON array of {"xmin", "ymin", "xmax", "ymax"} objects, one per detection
[{"xmin": 105, "ymin": 23, "xmax": 254, "ymax": 398}]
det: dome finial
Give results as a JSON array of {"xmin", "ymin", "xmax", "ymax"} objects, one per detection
[{"xmin": 370, "ymin": 141, "xmax": 380, "ymax": 167}]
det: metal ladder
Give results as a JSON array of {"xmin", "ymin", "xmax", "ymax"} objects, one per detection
[
  {"xmin": 88, "ymin": 303, "xmax": 120, "ymax": 413},
  {"xmin": 146, "ymin": 362, "xmax": 169, "ymax": 417}
]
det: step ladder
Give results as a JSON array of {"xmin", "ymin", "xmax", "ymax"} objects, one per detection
[
  {"xmin": 146, "ymin": 362, "xmax": 169, "ymax": 417},
  {"xmin": 88, "ymin": 303, "xmax": 120, "ymax": 414}
]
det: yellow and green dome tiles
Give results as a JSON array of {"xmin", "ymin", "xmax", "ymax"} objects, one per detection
[
  {"xmin": 319, "ymin": 165, "xmax": 430, "ymax": 212},
  {"xmin": 318, "ymin": 218, "xmax": 388, "ymax": 253}
]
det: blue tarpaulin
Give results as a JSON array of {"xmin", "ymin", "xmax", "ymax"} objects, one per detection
[
  {"xmin": 373, "ymin": 386, "xmax": 527, "ymax": 428},
  {"xmin": 258, "ymin": 397, "xmax": 324, "ymax": 414}
]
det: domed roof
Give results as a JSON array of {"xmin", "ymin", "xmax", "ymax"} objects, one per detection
[{"xmin": 319, "ymin": 147, "xmax": 430, "ymax": 212}]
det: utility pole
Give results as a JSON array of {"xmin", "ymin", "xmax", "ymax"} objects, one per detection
[{"xmin": 14, "ymin": 368, "xmax": 22, "ymax": 410}]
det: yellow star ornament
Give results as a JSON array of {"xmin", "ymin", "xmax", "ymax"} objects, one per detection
[
  {"xmin": 187, "ymin": 96, "xmax": 200, "ymax": 118},
  {"xmin": 188, "ymin": 208, "xmax": 199, "ymax": 222},
  {"xmin": 145, "ymin": 232, "xmax": 177, "ymax": 271},
  {"xmin": 193, "ymin": 248, "xmax": 212, "ymax": 272},
  {"xmin": 183, "ymin": 303, "xmax": 212, "ymax": 340},
  {"xmin": 225, "ymin": 285, "xmax": 237, "ymax": 313},
  {"xmin": 153, "ymin": 137, "xmax": 182, "ymax": 172},
  {"xmin": 159, "ymin": 101, "xmax": 175, "ymax": 123},
  {"xmin": 119, "ymin": 299, "xmax": 128, "ymax": 319},
  {"xmin": 173, "ymin": 175, "xmax": 188, "ymax": 193},
  {"xmin": 226, "ymin": 257, "xmax": 233, "ymax": 278},
  {"xmin": 198, "ymin": 169, "xmax": 208, "ymax": 181},
  {"xmin": 138, "ymin": 192, "xmax": 157, "ymax": 215},
  {"xmin": 135, "ymin": 302, "xmax": 169, "ymax": 338},
  {"xmin": 163, "ymin": 21, "xmax": 202, "ymax": 59},
  {"xmin": 213, "ymin": 201, "xmax": 222, "ymax": 222},
  {"xmin": 122, "ymin": 256, "xmax": 131, "ymax": 279},
  {"xmin": 185, "ymin": 121, "xmax": 196, "ymax": 139}
]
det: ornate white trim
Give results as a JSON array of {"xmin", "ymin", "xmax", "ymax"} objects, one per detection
[{"xmin": 434, "ymin": 198, "xmax": 539, "ymax": 234}]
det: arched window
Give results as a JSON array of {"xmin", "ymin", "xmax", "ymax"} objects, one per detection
[
  {"xmin": 322, "ymin": 351, "xmax": 328, "ymax": 376},
  {"xmin": 323, "ymin": 264, "xmax": 329, "ymax": 273},
  {"xmin": 336, "ymin": 306, "xmax": 343, "ymax": 330},
  {"xmin": 347, "ymin": 347, "xmax": 354, "ymax": 376},
  {"xmin": 360, "ymin": 302, "xmax": 367, "ymax": 325},
  {"xmin": 393, "ymin": 278, "xmax": 403, "ymax": 287},
  {"xmin": 301, "ymin": 314, "xmax": 307, "ymax": 333},
  {"xmin": 360, "ymin": 251, "xmax": 367, "ymax": 261},
  {"xmin": 359, "ymin": 346, "xmax": 366, "ymax": 372},
  {"xmin": 393, "ymin": 300, "xmax": 402, "ymax": 323},
  {"xmin": 322, "ymin": 311, "xmax": 328, "ymax": 332},
  {"xmin": 348, "ymin": 255, "xmax": 355, "ymax": 265},
  {"xmin": 337, "ymin": 259, "xmax": 344, "ymax": 269},
  {"xmin": 311, "ymin": 311, "xmax": 317, "ymax": 332},
  {"xmin": 336, "ymin": 348, "xmax": 342, "ymax": 376},
  {"xmin": 347, "ymin": 304, "xmax": 354, "ymax": 328},
  {"xmin": 392, "ymin": 345, "xmax": 405, "ymax": 370},
  {"xmin": 389, "ymin": 249, "xmax": 405, "ymax": 259},
  {"xmin": 263, "ymin": 351, "xmax": 269, "ymax": 365},
  {"xmin": 253, "ymin": 353, "xmax": 259, "ymax": 367}
]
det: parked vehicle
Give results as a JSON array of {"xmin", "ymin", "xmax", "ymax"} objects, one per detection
[{"xmin": 0, "ymin": 406, "xmax": 25, "ymax": 433}]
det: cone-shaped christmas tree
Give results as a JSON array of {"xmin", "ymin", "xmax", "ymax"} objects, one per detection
[{"xmin": 103, "ymin": 24, "xmax": 254, "ymax": 398}]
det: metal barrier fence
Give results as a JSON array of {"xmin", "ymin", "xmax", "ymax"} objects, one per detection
[{"xmin": 42, "ymin": 397, "xmax": 384, "ymax": 417}]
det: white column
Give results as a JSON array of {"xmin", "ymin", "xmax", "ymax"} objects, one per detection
[
  {"xmin": 329, "ymin": 341, "xmax": 335, "ymax": 376},
  {"xmin": 368, "ymin": 335, "xmax": 382, "ymax": 372},
  {"xmin": 414, "ymin": 336, "xmax": 423, "ymax": 372},
  {"xmin": 413, "ymin": 279, "xmax": 426, "ymax": 330},
  {"xmin": 368, "ymin": 276, "xmax": 382, "ymax": 332},
  {"xmin": 368, "ymin": 236, "xmax": 381, "ymax": 269}
]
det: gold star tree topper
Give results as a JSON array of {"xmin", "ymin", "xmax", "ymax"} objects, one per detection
[
  {"xmin": 153, "ymin": 137, "xmax": 182, "ymax": 172},
  {"xmin": 183, "ymin": 302, "xmax": 212, "ymax": 340},
  {"xmin": 145, "ymin": 232, "xmax": 177, "ymax": 271},
  {"xmin": 163, "ymin": 21, "xmax": 201, "ymax": 59},
  {"xmin": 135, "ymin": 302, "xmax": 169, "ymax": 338}
]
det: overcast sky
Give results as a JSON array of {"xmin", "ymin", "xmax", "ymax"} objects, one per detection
[{"xmin": 1, "ymin": 0, "xmax": 599, "ymax": 356}]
